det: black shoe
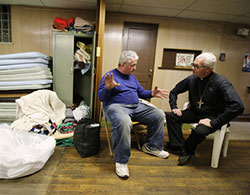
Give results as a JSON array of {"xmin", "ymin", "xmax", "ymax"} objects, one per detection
[
  {"xmin": 178, "ymin": 151, "xmax": 192, "ymax": 166},
  {"xmin": 164, "ymin": 142, "xmax": 182, "ymax": 155}
]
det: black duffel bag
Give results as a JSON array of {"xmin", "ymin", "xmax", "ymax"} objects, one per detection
[{"xmin": 73, "ymin": 118, "xmax": 100, "ymax": 157}]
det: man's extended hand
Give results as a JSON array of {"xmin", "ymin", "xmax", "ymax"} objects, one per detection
[
  {"xmin": 103, "ymin": 73, "xmax": 120, "ymax": 90},
  {"xmin": 152, "ymin": 86, "xmax": 169, "ymax": 99}
]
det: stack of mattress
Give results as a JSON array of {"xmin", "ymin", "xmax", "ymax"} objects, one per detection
[
  {"xmin": 0, "ymin": 52, "xmax": 53, "ymax": 122},
  {"xmin": 0, "ymin": 102, "xmax": 16, "ymax": 122}
]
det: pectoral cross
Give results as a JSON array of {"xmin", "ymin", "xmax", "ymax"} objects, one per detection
[{"xmin": 197, "ymin": 99, "xmax": 204, "ymax": 109}]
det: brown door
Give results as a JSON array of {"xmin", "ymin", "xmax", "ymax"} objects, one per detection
[{"xmin": 123, "ymin": 22, "xmax": 158, "ymax": 90}]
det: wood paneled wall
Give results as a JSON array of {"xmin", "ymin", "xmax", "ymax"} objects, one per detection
[
  {"xmin": 0, "ymin": 6, "xmax": 249, "ymax": 113},
  {"xmin": 103, "ymin": 13, "xmax": 250, "ymax": 113},
  {"xmin": 0, "ymin": 5, "xmax": 96, "ymax": 56}
]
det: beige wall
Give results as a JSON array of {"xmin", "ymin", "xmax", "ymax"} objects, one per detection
[
  {"xmin": 103, "ymin": 13, "xmax": 250, "ymax": 113},
  {"xmin": 1, "ymin": 6, "xmax": 249, "ymax": 113},
  {"xmin": 0, "ymin": 5, "xmax": 96, "ymax": 56}
]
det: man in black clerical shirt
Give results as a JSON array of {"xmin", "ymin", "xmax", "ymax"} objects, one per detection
[{"xmin": 165, "ymin": 52, "xmax": 244, "ymax": 166}]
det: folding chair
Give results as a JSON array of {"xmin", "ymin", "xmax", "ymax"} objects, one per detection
[
  {"xmin": 183, "ymin": 102, "xmax": 230, "ymax": 168},
  {"xmin": 100, "ymin": 104, "xmax": 146, "ymax": 157}
]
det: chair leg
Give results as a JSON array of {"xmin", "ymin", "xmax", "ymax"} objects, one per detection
[
  {"xmin": 102, "ymin": 110, "xmax": 113, "ymax": 157},
  {"xmin": 222, "ymin": 129, "xmax": 230, "ymax": 157},
  {"xmin": 133, "ymin": 129, "xmax": 142, "ymax": 150},
  {"xmin": 104, "ymin": 122, "xmax": 113, "ymax": 157},
  {"xmin": 211, "ymin": 125, "xmax": 227, "ymax": 168}
]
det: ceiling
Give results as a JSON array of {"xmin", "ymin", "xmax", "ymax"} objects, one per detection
[{"xmin": 1, "ymin": 0, "xmax": 250, "ymax": 25}]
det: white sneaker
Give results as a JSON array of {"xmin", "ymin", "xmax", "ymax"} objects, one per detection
[
  {"xmin": 142, "ymin": 144, "xmax": 169, "ymax": 159},
  {"xmin": 115, "ymin": 162, "xmax": 129, "ymax": 179}
]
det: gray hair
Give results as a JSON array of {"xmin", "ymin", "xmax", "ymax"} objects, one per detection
[
  {"xmin": 118, "ymin": 50, "xmax": 139, "ymax": 65},
  {"xmin": 196, "ymin": 52, "xmax": 216, "ymax": 69}
]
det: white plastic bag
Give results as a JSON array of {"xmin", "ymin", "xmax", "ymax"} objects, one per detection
[
  {"xmin": 0, "ymin": 123, "xmax": 56, "ymax": 179},
  {"xmin": 73, "ymin": 101, "xmax": 90, "ymax": 122}
]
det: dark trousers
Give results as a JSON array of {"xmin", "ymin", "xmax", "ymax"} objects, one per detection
[{"xmin": 166, "ymin": 109, "xmax": 218, "ymax": 154}]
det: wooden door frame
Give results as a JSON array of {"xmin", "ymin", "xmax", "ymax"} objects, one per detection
[{"xmin": 94, "ymin": 0, "xmax": 106, "ymax": 121}]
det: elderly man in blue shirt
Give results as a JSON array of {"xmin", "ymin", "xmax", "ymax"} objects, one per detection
[{"xmin": 98, "ymin": 50, "xmax": 169, "ymax": 180}]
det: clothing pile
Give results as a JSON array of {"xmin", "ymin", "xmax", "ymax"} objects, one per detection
[
  {"xmin": 74, "ymin": 41, "xmax": 92, "ymax": 75},
  {"xmin": 10, "ymin": 90, "xmax": 66, "ymax": 133},
  {"xmin": 10, "ymin": 89, "xmax": 90, "ymax": 147},
  {"xmin": 53, "ymin": 16, "xmax": 94, "ymax": 35},
  {"xmin": 0, "ymin": 52, "xmax": 53, "ymax": 123},
  {"xmin": 52, "ymin": 100, "xmax": 91, "ymax": 147}
]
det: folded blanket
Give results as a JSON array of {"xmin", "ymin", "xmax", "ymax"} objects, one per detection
[
  {"xmin": 0, "ymin": 79, "xmax": 53, "ymax": 86},
  {"xmin": 0, "ymin": 52, "xmax": 49, "ymax": 60},
  {"xmin": 0, "ymin": 63, "xmax": 48, "ymax": 70},
  {"xmin": 0, "ymin": 66, "xmax": 50, "ymax": 75},
  {"xmin": 0, "ymin": 84, "xmax": 51, "ymax": 90},
  {"xmin": 0, "ymin": 58, "xmax": 49, "ymax": 65}
]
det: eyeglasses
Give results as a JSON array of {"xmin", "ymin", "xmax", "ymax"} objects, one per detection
[{"xmin": 191, "ymin": 63, "xmax": 208, "ymax": 69}]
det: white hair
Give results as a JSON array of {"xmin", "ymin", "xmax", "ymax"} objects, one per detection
[
  {"xmin": 118, "ymin": 50, "xmax": 139, "ymax": 65},
  {"xmin": 196, "ymin": 52, "xmax": 216, "ymax": 69}
]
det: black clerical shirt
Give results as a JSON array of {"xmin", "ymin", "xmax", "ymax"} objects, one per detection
[{"xmin": 169, "ymin": 72, "xmax": 244, "ymax": 129}]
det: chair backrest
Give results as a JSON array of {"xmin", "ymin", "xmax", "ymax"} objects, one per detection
[{"xmin": 183, "ymin": 101, "xmax": 190, "ymax": 110}]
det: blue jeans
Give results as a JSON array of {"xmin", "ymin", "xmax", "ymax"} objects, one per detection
[{"xmin": 104, "ymin": 102, "xmax": 165, "ymax": 163}]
